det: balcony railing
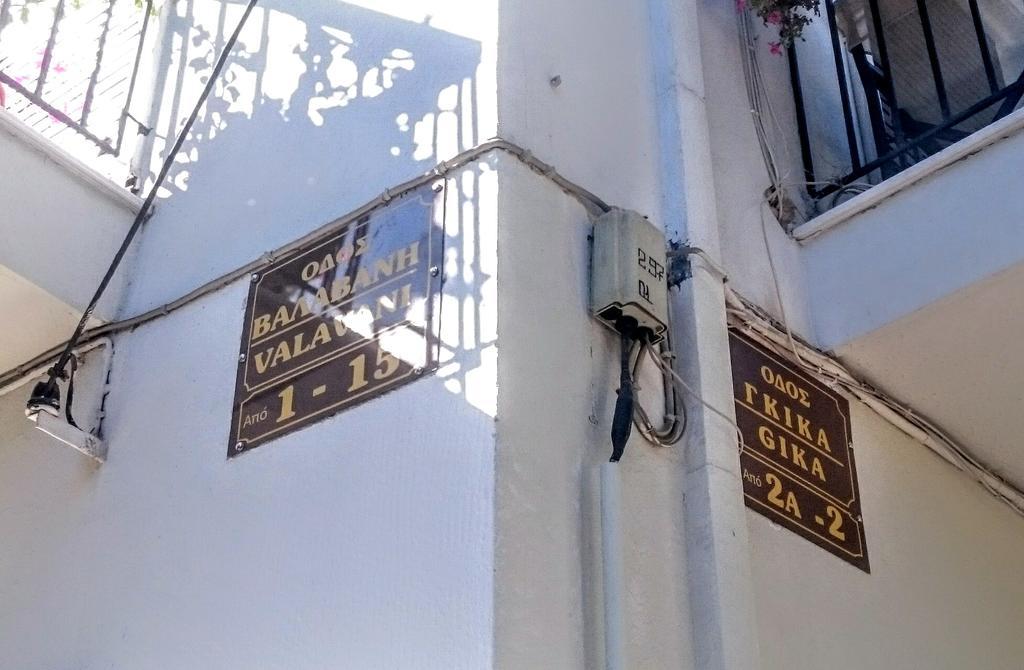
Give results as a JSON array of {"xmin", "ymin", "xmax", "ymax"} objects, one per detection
[
  {"xmin": 789, "ymin": 0, "xmax": 1024, "ymax": 201},
  {"xmin": 0, "ymin": 0, "xmax": 152, "ymax": 157}
]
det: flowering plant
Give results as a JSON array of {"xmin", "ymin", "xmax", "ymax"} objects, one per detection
[{"xmin": 740, "ymin": 0, "xmax": 821, "ymax": 52}]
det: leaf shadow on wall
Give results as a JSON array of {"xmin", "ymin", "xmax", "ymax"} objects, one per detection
[
  {"xmin": 128, "ymin": 0, "xmax": 494, "ymax": 425},
  {"xmin": 130, "ymin": 0, "xmax": 483, "ymax": 311}
]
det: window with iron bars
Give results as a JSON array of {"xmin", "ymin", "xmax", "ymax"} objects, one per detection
[
  {"xmin": 788, "ymin": 0, "xmax": 1024, "ymax": 204},
  {"xmin": 0, "ymin": 0, "xmax": 153, "ymax": 178}
]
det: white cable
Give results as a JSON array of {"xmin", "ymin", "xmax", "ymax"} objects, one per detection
[
  {"xmin": 758, "ymin": 201, "xmax": 804, "ymax": 365},
  {"xmin": 630, "ymin": 340, "xmax": 669, "ymax": 447},
  {"xmin": 0, "ymin": 137, "xmax": 613, "ymax": 393},
  {"xmin": 632, "ymin": 338, "xmax": 686, "ymax": 447},
  {"xmin": 647, "ymin": 347, "xmax": 748, "ymax": 453},
  {"xmin": 737, "ymin": 11, "xmax": 782, "ymax": 192},
  {"xmin": 738, "ymin": 9, "xmax": 866, "ymax": 226},
  {"xmin": 668, "ymin": 246, "xmax": 729, "ymax": 282},
  {"xmin": 725, "ymin": 287, "xmax": 1024, "ymax": 517}
]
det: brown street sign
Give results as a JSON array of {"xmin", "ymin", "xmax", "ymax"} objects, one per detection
[
  {"xmin": 729, "ymin": 329, "xmax": 869, "ymax": 572},
  {"xmin": 228, "ymin": 189, "xmax": 442, "ymax": 458}
]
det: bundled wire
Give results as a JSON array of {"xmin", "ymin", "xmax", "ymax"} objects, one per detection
[
  {"xmin": 737, "ymin": 9, "xmax": 784, "ymax": 207},
  {"xmin": 646, "ymin": 337, "xmax": 749, "ymax": 454},
  {"xmin": 631, "ymin": 336, "xmax": 686, "ymax": 447},
  {"xmin": 611, "ymin": 314, "xmax": 690, "ymax": 460},
  {"xmin": 737, "ymin": 9, "xmax": 875, "ymax": 225},
  {"xmin": 725, "ymin": 286, "xmax": 1024, "ymax": 518}
]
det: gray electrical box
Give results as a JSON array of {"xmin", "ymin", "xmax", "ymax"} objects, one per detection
[{"xmin": 591, "ymin": 208, "xmax": 669, "ymax": 342}]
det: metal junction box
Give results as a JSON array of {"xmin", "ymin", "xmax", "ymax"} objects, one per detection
[{"xmin": 591, "ymin": 208, "xmax": 668, "ymax": 342}]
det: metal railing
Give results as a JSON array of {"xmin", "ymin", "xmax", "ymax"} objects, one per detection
[
  {"xmin": 789, "ymin": 0, "xmax": 1024, "ymax": 200},
  {"xmin": 0, "ymin": 0, "xmax": 152, "ymax": 156}
]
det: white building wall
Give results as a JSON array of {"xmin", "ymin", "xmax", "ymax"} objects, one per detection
[
  {"xmin": 493, "ymin": 156, "xmax": 696, "ymax": 670},
  {"xmin": 0, "ymin": 4, "xmax": 506, "ymax": 660},
  {"xmin": 497, "ymin": 0, "xmax": 663, "ymax": 219},
  {"xmin": 694, "ymin": 5, "xmax": 1024, "ymax": 670},
  {"xmin": 0, "ymin": 0, "xmax": 502, "ymax": 660},
  {"xmin": 2, "ymin": 1, "xmax": 1023, "ymax": 667},
  {"xmin": 0, "ymin": 158, "xmax": 498, "ymax": 668},
  {"xmin": 0, "ymin": 111, "xmax": 140, "ymax": 325},
  {"xmin": 696, "ymin": 0, "xmax": 817, "ymax": 340},
  {"xmin": 750, "ymin": 402, "xmax": 1024, "ymax": 670},
  {"xmin": 801, "ymin": 116, "xmax": 1024, "ymax": 349},
  {"xmin": 2, "ymin": 3, "xmax": 505, "ymax": 667},
  {"xmin": 494, "ymin": 3, "xmax": 764, "ymax": 668},
  {"xmin": 489, "ymin": 98, "xmax": 1024, "ymax": 669}
]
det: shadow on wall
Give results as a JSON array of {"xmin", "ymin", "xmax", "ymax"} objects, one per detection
[
  {"xmin": 0, "ymin": 169, "xmax": 499, "ymax": 667},
  {"xmin": 136, "ymin": 0, "xmax": 497, "ymax": 427},
  {"xmin": 124, "ymin": 0, "xmax": 495, "ymax": 434},
  {"xmin": 127, "ymin": 0, "xmax": 483, "ymax": 313},
  {"xmin": 0, "ymin": 8, "xmax": 499, "ymax": 665}
]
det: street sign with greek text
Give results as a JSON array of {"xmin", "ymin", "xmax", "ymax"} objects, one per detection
[
  {"xmin": 229, "ymin": 190, "xmax": 441, "ymax": 458},
  {"xmin": 730, "ymin": 329, "xmax": 869, "ymax": 572}
]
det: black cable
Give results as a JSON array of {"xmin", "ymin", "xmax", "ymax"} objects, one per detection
[
  {"xmin": 32, "ymin": 0, "xmax": 259, "ymax": 407},
  {"xmin": 610, "ymin": 328, "xmax": 636, "ymax": 463},
  {"xmin": 64, "ymin": 355, "xmax": 78, "ymax": 428}
]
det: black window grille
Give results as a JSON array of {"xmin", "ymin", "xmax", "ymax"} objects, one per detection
[
  {"xmin": 0, "ymin": 0, "xmax": 153, "ymax": 156},
  {"xmin": 789, "ymin": 0, "xmax": 1024, "ymax": 200}
]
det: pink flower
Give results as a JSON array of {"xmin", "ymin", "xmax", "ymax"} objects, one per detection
[
  {"xmin": 769, "ymin": 41, "xmax": 783, "ymax": 56},
  {"xmin": 766, "ymin": 10, "xmax": 783, "ymax": 24}
]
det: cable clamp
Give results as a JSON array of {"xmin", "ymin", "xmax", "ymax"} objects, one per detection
[
  {"xmin": 534, "ymin": 156, "xmax": 556, "ymax": 176},
  {"xmin": 47, "ymin": 365, "xmax": 68, "ymax": 381},
  {"xmin": 435, "ymin": 159, "xmax": 454, "ymax": 176}
]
